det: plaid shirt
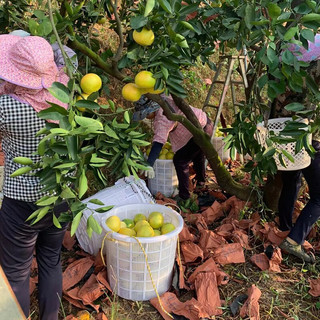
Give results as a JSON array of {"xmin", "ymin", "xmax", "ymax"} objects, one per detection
[
  {"xmin": 153, "ymin": 95, "xmax": 208, "ymax": 152},
  {"xmin": 0, "ymin": 95, "xmax": 47, "ymax": 202}
]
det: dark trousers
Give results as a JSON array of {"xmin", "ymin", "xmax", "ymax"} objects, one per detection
[
  {"xmin": 278, "ymin": 140, "xmax": 320, "ymax": 245},
  {"xmin": 0, "ymin": 196, "xmax": 68, "ymax": 320},
  {"xmin": 173, "ymin": 138, "xmax": 206, "ymax": 200}
]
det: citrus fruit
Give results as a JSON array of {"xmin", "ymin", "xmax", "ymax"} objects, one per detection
[
  {"xmin": 80, "ymin": 73, "xmax": 102, "ymax": 94},
  {"xmin": 122, "ymin": 218, "xmax": 134, "ymax": 228},
  {"xmin": 161, "ymin": 223, "xmax": 175, "ymax": 234},
  {"xmin": 97, "ymin": 17, "xmax": 107, "ymax": 24},
  {"xmin": 118, "ymin": 227, "xmax": 136, "ymax": 236},
  {"xmin": 153, "ymin": 230, "xmax": 161, "ymax": 236},
  {"xmin": 137, "ymin": 225, "xmax": 155, "ymax": 237},
  {"xmin": 148, "ymin": 212, "xmax": 164, "ymax": 229},
  {"xmin": 159, "ymin": 154, "xmax": 166, "ymax": 160},
  {"xmin": 134, "ymin": 71, "xmax": 156, "ymax": 89},
  {"xmin": 122, "ymin": 83, "xmax": 142, "ymax": 102},
  {"xmin": 147, "ymin": 87, "xmax": 165, "ymax": 94},
  {"xmin": 164, "ymin": 142, "xmax": 171, "ymax": 149},
  {"xmin": 106, "ymin": 215, "xmax": 121, "ymax": 232},
  {"xmin": 166, "ymin": 152, "xmax": 174, "ymax": 160},
  {"xmin": 133, "ymin": 27, "xmax": 155, "ymax": 46},
  {"xmin": 133, "ymin": 213, "xmax": 147, "ymax": 223},
  {"xmin": 134, "ymin": 220, "xmax": 150, "ymax": 232},
  {"xmin": 160, "ymin": 148, "xmax": 169, "ymax": 155},
  {"xmin": 120, "ymin": 221, "xmax": 127, "ymax": 229}
]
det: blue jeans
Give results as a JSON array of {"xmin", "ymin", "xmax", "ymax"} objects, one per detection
[
  {"xmin": 0, "ymin": 197, "xmax": 68, "ymax": 319},
  {"xmin": 278, "ymin": 140, "xmax": 320, "ymax": 244}
]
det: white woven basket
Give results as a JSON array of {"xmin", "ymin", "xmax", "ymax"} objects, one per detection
[
  {"xmin": 256, "ymin": 118, "xmax": 311, "ymax": 171},
  {"xmin": 148, "ymin": 159, "xmax": 178, "ymax": 197},
  {"xmin": 101, "ymin": 203, "xmax": 184, "ymax": 301},
  {"xmin": 75, "ymin": 176, "xmax": 154, "ymax": 255}
]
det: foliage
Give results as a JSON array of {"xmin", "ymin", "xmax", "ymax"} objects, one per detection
[
  {"xmin": 12, "ymin": 79, "xmax": 150, "ymax": 236},
  {"xmin": 2, "ymin": 0, "xmax": 320, "ymax": 221}
]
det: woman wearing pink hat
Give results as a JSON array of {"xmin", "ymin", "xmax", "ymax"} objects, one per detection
[{"xmin": 0, "ymin": 35, "xmax": 70, "ymax": 319}]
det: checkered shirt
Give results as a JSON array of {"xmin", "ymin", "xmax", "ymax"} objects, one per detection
[
  {"xmin": 0, "ymin": 95, "xmax": 47, "ymax": 202},
  {"xmin": 153, "ymin": 95, "xmax": 208, "ymax": 152}
]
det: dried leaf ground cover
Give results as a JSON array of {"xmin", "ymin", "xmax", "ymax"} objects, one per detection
[{"xmin": 29, "ymin": 161, "xmax": 320, "ymax": 320}]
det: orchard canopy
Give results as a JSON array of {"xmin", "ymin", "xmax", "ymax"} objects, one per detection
[{"xmin": 0, "ymin": 0, "xmax": 320, "ymax": 230}]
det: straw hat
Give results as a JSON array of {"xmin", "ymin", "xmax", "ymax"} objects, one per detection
[{"xmin": 0, "ymin": 35, "xmax": 61, "ymax": 90}]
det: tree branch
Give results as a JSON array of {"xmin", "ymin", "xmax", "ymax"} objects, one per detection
[{"xmin": 111, "ymin": 0, "xmax": 124, "ymax": 62}]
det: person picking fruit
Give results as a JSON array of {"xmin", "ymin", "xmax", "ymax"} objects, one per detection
[
  {"xmin": 0, "ymin": 35, "xmax": 70, "ymax": 320},
  {"xmin": 133, "ymin": 94, "xmax": 213, "ymax": 205}
]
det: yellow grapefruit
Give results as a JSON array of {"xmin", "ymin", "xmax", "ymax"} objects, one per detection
[
  {"xmin": 133, "ymin": 213, "xmax": 147, "ymax": 223},
  {"xmin": 80, "ymin": 73, "xmax": 102, "ymax": 94},
  {"xmin": 166, "ymin": 152, "xmax": 174, "ymax": 160},
  {"xmin": 153, "ymin": 230, "xmax": 161, "ymax": 236},
  {"xmin": 133, "ymin": 27, "xmax": 155, "ymax": 46},
  {"xmin": 106, "ymin": 215, "xmax": 121, "ymax": 232},
  {"xmin": 118, "ymin": 227, "xmax": 136, "ymax": 236},
  {"xmin": 122, "ymin": 83, "xmax": 142, "ymax": 102},
  {"xmin": 135, "ymin": 71, "xmax": 156, "ymax": 89},
  {"xmin": 148, "ymin": 212, "xmax": 164, "ymax": 229},
  {"xmin": 137, "ymin": 225, "xmax": 155, "ymax": 237},
  {"xmin": 161, "ymin": 223, "xmax": 175, "ymax": 235},
  {"xmin": 159, "ymin": 154, "xmax": 166, "ymax": 160},
  {"xmin": 134, "ymin": 220, "xmax": 150, "ymax": 232}
]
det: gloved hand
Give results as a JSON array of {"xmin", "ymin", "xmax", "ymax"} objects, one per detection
[{"xmin": 144, "ymin": 166, "xmax": 155, "ymax": 179}]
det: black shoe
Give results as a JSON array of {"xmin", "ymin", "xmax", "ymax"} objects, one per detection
[{"xmin": 279, "ymin": 239, "xmax": 315, "ymax": 263}]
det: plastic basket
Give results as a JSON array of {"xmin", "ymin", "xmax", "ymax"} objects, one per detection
[
  {"xmin": 148, "ymin": 159, "xmax": 178, "ymax": 197},
  {"xmin": 76, "ymin": 176, "xmax": 154, "ymax": 255},
  {"xmin": 256, "ymin": 118, "xmax": 311, "ymax": 171},
  {"xmin": 101, "ymin": 203, "xmax": 184, "ymax": 301},
  {"xmin": 212, "ymin": 136, "xmax": 232, "ymax": 162}
]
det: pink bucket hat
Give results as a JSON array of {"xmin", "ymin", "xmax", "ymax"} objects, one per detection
[{"xmin": 0, "ymin": 35, "xmax": 61, "ymax": 89}]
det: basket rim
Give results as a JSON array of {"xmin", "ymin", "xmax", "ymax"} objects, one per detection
[{"xmin": 101, "ymin": 203, "xmax": 184, "ymax": 243}]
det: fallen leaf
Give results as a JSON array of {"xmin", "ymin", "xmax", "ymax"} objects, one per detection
[
  {"xmin": 180, "ymin": 242, "xmax": 204, "ymax": 264},
  {"xmin": 240, "ymin": 285, "xmax": 261, "ymax": 320},
  {"xmin": 63, "ymin": 231, "xmax": 76, "ymax": 251},
  {"xmin": 213, "ymin": 243, "xmax": 245, "ymax": 265},
  {"xmin": 63, "ymin": 257, "xmax": 94, "ymax": 291},
  {"xmin": 194, "ymin": 271, "xmax": 222, "ymax": 316},
  {"xmin": 309, "ymin": 278, "xmax": 320, "ymax": 297}
]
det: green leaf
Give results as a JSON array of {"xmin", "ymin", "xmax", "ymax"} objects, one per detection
[
  {"xmin": 263, "ymin": 146, "xmax": 276, "ymax": 157},
  {"xmin": 258, "ymin": 74, "xmax": 268, "ymax": 90},
  {"xmin": 60, "ymin": 186, "xmax": 76, "ymax": 199},
  {"xmin": 179, "ymin": 21, "xmax": 195, "ymax": 31},
  {"xmin": 130, "ymin": 15, "xmax": 148, "ymax": 29},
  {"xmin": 105, "ymin": 124, "xmax": 119, "ymax": 139},
  {"xmin": 244, "ymin": 4, "xmax": 255, "ymax": 29},
  {"xmin": 284, "ymin": 27, "xmax": 298, "ymax": 41},
  {"xmin": 38, "ymin": 18, "xmax": 52, "ymax": 36},
  {"xmin": 53, "ymin": 214, "xmax": 62, "ymax": 228},
  {"xmin": 74, "ymin": 115, "xmax": 103, "ymax": 129},
  {"xmin": 158, "ymin": 0, "xmax": 172, "ymax": 14},
  {"xmin": 75, "ymin": 100, "xmax": 100, "ymax": 110},
  {"xmin": 301, "ymin": 13, "xmax": 320, "ymax": 23},
  {"xmin": 124, "ymin": 111, "xmax": 130, "ymax": 124},
  {"xmin": 94, "ymin": 205, "xmax": 114, "ymax": 213},
  {"xmin": 70, "ymin": 211, "xmax": 83, "ymax": 236},
  {"xmin": 87, "ymin": 215, "xmax": 102, "ymax": 235},
  {"xmin": 267, "ymin": 3, "xmax": 281, "ymax": 20},
  {"xmin": 29, "ymin": 19, "xmax": 39, "ymax": 35},
  {"xmin": 37, "ymin": 104, "xmax": 68, "ymax": 121},
  {"xmin": 26, "ymin": 208, "xmax": 42, "ymax": 222},
  {"xmin": 13, "ymin": 157, "xmax": 33, "ymax": 165},
  {"xmin": 89, "ymin": 199, "xmax": 105, "ymax": 205},
  {"xmin": 78, "ymin": 169, "xmax": 88, "ymax": 199},
  {"xmin": 301, "ymin": 29, "xmax": 315, "ymax": 43},
  {"xmin": 281, "ymin": 149, "xmax": 295, "ymax": 162},
  {"xmin": 53, "ymin": 162, "xmax": 77, "ymax": 169},
  {"xmin": 47, "ymin": 82, "xmax": 70, "ymax": 104},
  {"xmin": 10, "ymin": 166, "xmax": 33, "ymax": 178},
  {"xmin": 31, "ymin": 206, "xmax": 51, "ymax": 225},
  {"xmin": 284, "ymin": 102, "xmax": 305, "ymax": 112},
  {"xmin": 132, "ymin": 139, "xmax": 150, "ymax": 147},
  {"xmin": 36, "ymin": 196, "xmax": 59, "ymax": 206},
  {"xmin": 144, "ymin": 0, "xmax": 155, "ymax": 17}
]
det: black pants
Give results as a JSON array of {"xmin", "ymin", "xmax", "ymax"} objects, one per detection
[
  {"xmin": 173, "ymin": 138, "xmax": 206, "ymax": 200},
  {"xmin": 0, "ymin": 196, "xmax": 68, "ymax": 319},
  {"xmin": 278, "ymin": 140, "xmax": 320, "ymax": 244}
]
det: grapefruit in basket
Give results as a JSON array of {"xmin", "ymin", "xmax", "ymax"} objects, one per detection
[
  {"xmin": 136, "ymin": 225, "xmax": 155, "ymax": 237},
  {"xmin": 122, "ymin": 218, "xmax": 134, "ymax": 228},
  {"xmin": 134, "ymin": 220, "xmax": 150, "ymax": 232},
  {"xmin": 148, "ymin": 212, "xmax": 164, "ymax": 229},
  {"xmin": 119, "ymin": 227, "xmax": 136, "ymax": 236},
  {"xmin": 134, "ymin": 213, "xmax": 147, "ymax": 223},
  {"xmin": 161, "ymin": 223, "xmax": 175, "ymax": 234},
  {"xmin": 106, "ymin": 215, "xmax": 121, "ymax": 232}
]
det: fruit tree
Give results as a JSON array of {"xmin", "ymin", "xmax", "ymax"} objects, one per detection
[{"xmin": 1, "ymin": 0, "xmax": 320, "ymax": 227}]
